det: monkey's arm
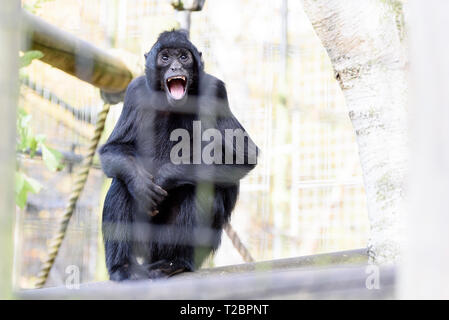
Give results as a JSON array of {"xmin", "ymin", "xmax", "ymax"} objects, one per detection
[
  {"xmin": 99, "ymin": 81, "xmax": 141, "ymax": 183},
  {"xmin": 99, "ymin": 78, "xmax": 167, "ymax": 213}
]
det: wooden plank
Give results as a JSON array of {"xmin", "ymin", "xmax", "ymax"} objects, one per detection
[
  {"xmin": 19, "ymin": 263, "xmax": 394, "ymax": 299},
  {"xmin": 21, "ymin": 10, "xmax": 133, "ymax": 94},
  {"xmin": 176, "ymin": 248, "xmax": 368, "ymax": 277},
  {"xmin": 18, "ymin": 249, "xmax": 392, "ymax": 299}
]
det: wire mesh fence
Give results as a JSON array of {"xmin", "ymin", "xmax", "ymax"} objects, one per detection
[{"xmin": 15, "ymin": 0, "xmax": 369, "ymax": 289}]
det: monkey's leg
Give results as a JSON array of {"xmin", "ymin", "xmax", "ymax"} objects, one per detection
[
  {"xmin": 146, "ymin": 187, "xmax": 198, "ymax": 278},
  {"xmin": 147, "ymin": 185, "xmax": 237, "ymax": 278},
  {"xmin": 103, "ymin": 179, "xmax": 153, "ymax": 281}
]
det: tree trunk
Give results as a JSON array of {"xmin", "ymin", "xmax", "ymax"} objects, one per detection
[{"xmin": 301, "ymin": 0, "xmax": 408, "ymax": 264}]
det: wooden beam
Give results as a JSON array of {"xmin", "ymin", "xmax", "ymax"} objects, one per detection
[
  {"xmin": 19, "ymin": 263, "xmax": 394, "ymax": 299},
  {"xmin": 177, "ymin": 248, "xmax": 368, "ymax": 277},
  {"xmin": 21, "ymin": 10, "xmax": 133, "ymax": 94},
  {"xmin": 17, "ymin": 249, "xmax": 390, "ymax": 299}
]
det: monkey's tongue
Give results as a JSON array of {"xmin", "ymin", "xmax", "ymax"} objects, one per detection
[{"xmin": 169, "ymin": 80, "xmax": 185, "ymax": 99}]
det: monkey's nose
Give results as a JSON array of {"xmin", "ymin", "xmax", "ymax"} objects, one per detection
[{"xmin": 170, "ymin": 61, "xmax": 182, "ymax": 71}]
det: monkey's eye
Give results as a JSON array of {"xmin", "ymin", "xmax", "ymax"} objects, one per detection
[
  {"xmin": 180, "ymin": 54, "xmax": 187, "ymax": 61},
  {"xmin": 161, "ymin": 55, "xmax": 169, "ymax": 62}
]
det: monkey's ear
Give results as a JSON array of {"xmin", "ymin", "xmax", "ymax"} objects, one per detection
[
  {"xmin": 144, "ymin": 52, "xmax": 148, "ymax": 59},
  {"xmin": 199, "ymin": 52, "xmax": 202, "ymax": 57}
]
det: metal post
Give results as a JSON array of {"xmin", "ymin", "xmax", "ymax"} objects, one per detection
[
  {"xmin": 400, "ymin": 0, "xmax": 449, "ymax": 299},
  {"xmin": 177, "ymin": 10, "xmax": 191, "ymax": 33},
  {"xmin": 0, "ymin": 0, "xmax": 20, "ymax": 299},
  {"xmin": 172, "ymin": 0, "xmax": 206, "ymax": 35}
]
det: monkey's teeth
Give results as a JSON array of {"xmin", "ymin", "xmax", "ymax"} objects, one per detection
[{"xmin": 168, "ymin": 76, "xmax": 186, "ymax": 82}]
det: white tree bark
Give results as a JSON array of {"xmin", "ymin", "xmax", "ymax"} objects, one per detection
[
  {"xmin": 399, "ymin": 0, "xmax": 449, "ymax": 299},
  {"xmin": 301, "ymin": 0, "xmax": 408, "ymax": 264}
]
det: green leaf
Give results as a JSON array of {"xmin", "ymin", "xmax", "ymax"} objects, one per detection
[
  {"xmin": 23, "ymin": 0, "xmax": 55, "ymax": 14},
  {"xmin": 18, "ymin": 108, "xmax": 27, "ymax": 117},
  {"xmin": 15, "ymin": 172, "xmax": 25, "ymax": 195},
  {"xmin": 41, "ymin": 143, "xmax": 64, "ymax": 172},
  {"xmin": 16, "ymin": 112, "xmax": 34, "ymax": 152},
  {"xmin": 20, "ymin": 50, "xmax": 44, "ymax": 68},
  {"xmin": 15, "ymin": 172, "xmax": 42, "ymax": 209},
  {"xmin": 16, "ymin": 188, "xmax": 28, "ymax": 209},
  {"xmin": 28, "ymin": 137, "xmax": 38, "ymax": 157}
]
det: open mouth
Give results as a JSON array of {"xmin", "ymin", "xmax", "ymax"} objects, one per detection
[{"xmin": 167, "ymin": 76, "xmax": 187, "ymax": 100}]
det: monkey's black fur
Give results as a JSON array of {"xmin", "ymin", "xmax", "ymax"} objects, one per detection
[{"xmin": 99, "ymin": 30, "xmax": 258, "ymax": 281}]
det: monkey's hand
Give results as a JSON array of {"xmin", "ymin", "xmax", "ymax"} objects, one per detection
[
  {"xmin": 126, "ymin": 166, "xmax": 168, "ymax": 217},
  {"xmin": 154, "ymin": 164, "xmax": 197, "ymax": 191}
]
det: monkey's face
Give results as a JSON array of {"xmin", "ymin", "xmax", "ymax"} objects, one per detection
[{"xmin": 156, "ymin": 48, "xmax": 195, "ymax": 107}]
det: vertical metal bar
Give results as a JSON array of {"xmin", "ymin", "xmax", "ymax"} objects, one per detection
[
  {"xmin": 280, "ymin": 0, "xmax": 288, "ymax": 80},
  {"xmin": 400, "ymin": 0, "xmax": 449, "ymax": 299},
  {"xmin": 273, "ymin": 0, "xmax": 289, "ymax": 258},
  {"xmin": 176, "ymin": 10, "xmax": 191, "ymax": 34},
  {"xmin": 0, "ymin": 0, "xmax": 20, "ymax": 299}
]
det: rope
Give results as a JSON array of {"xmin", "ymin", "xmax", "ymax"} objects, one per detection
[
  {"xmin": 35, "ymin": 102, "xmax": 110, "ymax": 288},
  {"xmin": 224, "ymin": 223, "xmax": 254, "ymax": 263}
]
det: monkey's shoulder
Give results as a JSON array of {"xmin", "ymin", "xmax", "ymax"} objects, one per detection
[
  {"xmin": 201, "ymin": 73, "xmax": 225, "ymax": 88},
  {"xmin": 122, "ymin": 76, "xmax": 155, "ymax": 110},
  {"xmin": 125, "ymin": 76, "xmax": 148, "ymax": 96},
  {"xmin": 200, "ymin": 73, "xmax": 228, "ymax": 99}
]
